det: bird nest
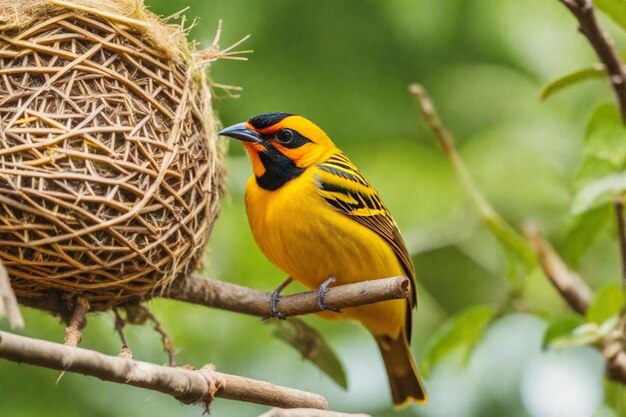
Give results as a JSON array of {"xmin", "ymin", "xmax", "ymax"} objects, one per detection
[{"xmin": 0, "ymin": 0, "xmax": 225, "ymax": 313}]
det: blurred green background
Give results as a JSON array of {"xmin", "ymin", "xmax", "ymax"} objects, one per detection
[{"xmin": 2, "ymin": 0, "xmax": 625, "ymax": 416}]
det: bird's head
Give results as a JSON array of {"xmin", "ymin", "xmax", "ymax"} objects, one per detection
[{"xmin": 218, "ymin": 112, "xmax": 336, "ymax": 190}]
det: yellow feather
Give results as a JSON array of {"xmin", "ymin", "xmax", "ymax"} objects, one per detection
[
  {"xmin": 222, "ymin": 113, "xmax": 428, "ymax": 405},
  {"xmin": 245, "ymin": 166, "xmax": 406, "ymax": 336}
]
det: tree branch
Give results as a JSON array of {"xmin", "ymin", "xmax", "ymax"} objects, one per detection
[
  {"xmin": 524, "ymin": 225, "xmax": 626, "ymax": 384},
  {"xmin": 164, "ymin": 275, "xmax": 411, "ymax": 318},
  {"xmin": 0, "ymin": 260, "xmax": 23, "ymax": 329},
  {"xmin": 408, "ymin": 83, "xmax": 536, "ymax": 270},
  {"xmin": 556, "ymin": 0, "xmax": 626, "ymax": 385},
  {"xmin": 0, "ymin": 330, "xmax": 328, "ymax": 411},
  {"xmin": 18, "ymin": 275, "xmax": 411, "ymax": 321},
  {"xmin": 557, "ymin": 0, "xmax": 626, "ymax": 290},
  {"xmin": 524, "ymin": 224, "xmax": 593, "ymax": 315},
  {"xmin": 558, "ymin": 0, "xmax": 626, "ymax": 121},
  {"xmin": 615, "ymin": 196, "xmax": 626, "ymax": 286},
  {"xmin": 257, "ymin": 408, "xmax": 371, "ymax": 417},
  {"xmin": 410, "ymin": 64, "xmax": 626, "ymax": 386}
]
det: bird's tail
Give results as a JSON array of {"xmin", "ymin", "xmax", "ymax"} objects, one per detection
[{"xmin": 375, "ymin": 333, "xmax": 428, "ymax": 407}]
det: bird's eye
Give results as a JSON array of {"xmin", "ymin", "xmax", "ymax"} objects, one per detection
[{"xmin": 276, "ymin": 129, "xmax": 294, "ymax": 144}]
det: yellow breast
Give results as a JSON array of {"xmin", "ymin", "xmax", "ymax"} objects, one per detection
[{"xmin": 244, "ymin": 169, "xmax": 406, "ymax": 337}]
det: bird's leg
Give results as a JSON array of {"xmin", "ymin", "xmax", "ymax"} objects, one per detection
[
  {"xmin": 263, "ymin": 276, "xmax": 293, "ymax": 320},
  {"xmin": 317, "ymin": 276, "xmax": 341, "ymax": 313}
]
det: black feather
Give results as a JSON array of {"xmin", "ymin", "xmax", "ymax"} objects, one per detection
[
  {"xmin": 256, "ymin": 146, "xmax": 304, "ymax": 191},
  {"xmin": 248, "ymin": 112, "xmax": 294, "ymax": 129}
]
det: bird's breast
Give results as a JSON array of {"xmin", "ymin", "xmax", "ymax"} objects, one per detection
[
  {"xmin": 244, "ymin": 169, "xmax": 407, "ymax": 337},
  {"xmin": 245, "ymin": 170, "xmax": 404, "ymax": 288}
]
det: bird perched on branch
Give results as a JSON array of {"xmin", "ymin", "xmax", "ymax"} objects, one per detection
[{"xmin": 219, "ymin": 112, "xmax": 427, "ymax": 406}]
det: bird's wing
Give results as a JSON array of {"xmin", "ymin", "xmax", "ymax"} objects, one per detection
[{"xmin": 314, "ymin": 152, "xmax": 417, "ymax": 311}]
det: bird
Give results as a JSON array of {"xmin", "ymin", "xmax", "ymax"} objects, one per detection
[{"xmin": 218, "ymin": 112, "xmax": 427, "ymax": 406}]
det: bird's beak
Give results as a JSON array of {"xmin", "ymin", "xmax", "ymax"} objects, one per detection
[{"xmin": 217, "ymin": 123, "xmax": 263, "ymax": 143}]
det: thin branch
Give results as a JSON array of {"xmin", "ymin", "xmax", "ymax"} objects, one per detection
[
  {"xmin": 0, "ymin": 331, "xmax": 328, "ymax": 411},
  {"xmin": 258, "ymin": 408, "xmax": 371, "ymax": 417},
  {"xmin": 164, "ymin": 275, "xmax": 411, "ymax": 318},
  {"xmin": 143, "ymin": 306, "xmax": 177, "ymax": 366},
  {"xmin": 113, "ymin": 308, "xmax": 133, "ymax": 359},
  {"xmin": 524, "ymin": 224, "xmax": 593, "ymax": 315},
  {"xmin": 113, "ymin": 308, "xmax": 130, "ymax": 348},
  {"xmin": 64, "ymin": 297, "xmax": 89, "ymax": 347},
  {"xmin": 558, "ymin": 0, "xmax": 626, "ymax": 122},
  {"xmin": 0, "ymin": 260, "xmax": 23, "ymax": 329},
  {"xmin": 615, "ymin": 196, "xmax": 626, "ymax": 286},
  {"xmin": 524, "ymin": 225, "xmax": 626, "ymax": 383},
  {"xmin": 556, "ymin": 0, "xmax": 626, "ymax": 385},
  {"xmin": 408, "ymin": 83, "xmax": 535, "ymax": 269}
]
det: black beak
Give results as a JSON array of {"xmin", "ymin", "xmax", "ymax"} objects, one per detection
[{"xmin": 217, "ymin": 123, "xmax": 263, "ymax": 143}]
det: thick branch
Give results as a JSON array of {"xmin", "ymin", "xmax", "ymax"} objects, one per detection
[
  {"xmin": 258, "ymin": 408, "xmax": 371, "ymax": 417},
  {"xmin": 165, "ymin": 275, "xmax": 410, "ymax": 318},
  {"xmin": 0, "ymin": 331, "xmax": 327, "ymax": 410},
  {"xmin": 18, "ymin": 275, "xmax": 411, "ymax": 320},
  {"xmin": 559, "ymin": 0, "xmax": 626, "ymax": 121}
]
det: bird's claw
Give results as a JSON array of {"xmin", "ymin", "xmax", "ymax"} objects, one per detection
[
  {"xmin": 262, "ymin": 289, "xmax": 286, "ymax": 320},
  {"xmin": 317, "ymin": 276, "xmax": 341, "ymax": 313},
  {"xmin": 262, "ymin": 277, "xmax": 293, "ymax": 321}
]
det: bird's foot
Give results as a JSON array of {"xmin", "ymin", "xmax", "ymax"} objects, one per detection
[
  {"xmin": 317, "ymin": 276, "xmax": 341, "ymax": 313},
  {"xmin": 262, "ymin": 277, "xmax": 293, "ymax": 320}
]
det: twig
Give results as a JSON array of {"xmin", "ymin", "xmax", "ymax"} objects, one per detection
[
  {"xmin": 165, "ymin": 275, "xmax": 411, "ymax": 318},
  {"xmin": 64, "ymin": 297, "xmax": 89, "ymax": 347},
  {"xmin": 616, "ymin": 196, "xmax": 626, "ymax": 287},
  {"xmin": 408, "ymin": 83, "xmax": 494, "ymax": 216},
  {"xmin": 113, "ymin": 308, "xmax": 129, "ymax": 348},
  {"xmin": 258, "ymin": 408, "xmax": 371, "ymax": 417},
  {"xmin": 524, "ymin": 224, "xmax": 593, "ymax": 315},
  {"xmin": 408, "ymin": 83, "xmax": 535, "ymax": 269},
  {"xmin": 557, "ymin": 0, "xmax": 626, "ymax": 288},
  {"xmin": 558, "ymin": 0, "xmax": 626, "ymax": 122},
  {"xmin": 113, "ymin": 308, "xmax": 133, "ymax": 359},
  {"xmin": 0, "ymin": 330, "xmax": 328, "ymax": 410},
  {"xmin": 524, "ymin": 225, "xmax": 626, "ymax": 383},
  {"xmin": 143, "ymin": 307, "xmax": 176, "ymax": 367},
  {"xmin": 556, "ymin": 0, "xmax": 626, "ymax": 384},
  {"xmin": 0, "ymin": 260, "xmax": 23, "ymax": 329}
]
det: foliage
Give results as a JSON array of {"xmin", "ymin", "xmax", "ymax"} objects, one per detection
[
  {"xmin": 420, "ymin": 305, "xmax": 497, "ymax": 377},
  {"xmin": 3, "ymin": 1, "xmax": 626, "ymax": 417},
  {"xmin": 271, "ymin": 318, "xmax": 348, "ymax": 390},
  {"xmin": 542, "ymin": 283, "xmax": 625, "ymax": 350},
  {"xmin": 540, "ymin": 65, "xmax": 606, "ymax": 101}
]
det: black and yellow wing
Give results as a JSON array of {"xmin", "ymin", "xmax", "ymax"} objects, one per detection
[{"xmin": 314, "ymin": 151, "xmax": 417, "ymax": 337}]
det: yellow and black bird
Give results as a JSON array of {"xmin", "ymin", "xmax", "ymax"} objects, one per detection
[{"xmin": 218, "ymin": 112, "xmax": 427, "ymax": 406}]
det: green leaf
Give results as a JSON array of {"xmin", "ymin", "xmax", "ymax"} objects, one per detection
[
  {"xmin": 571, "ymin": 173, "xmax": 626, "ymax": 214},
  {"xmin": 548, "ymin": 322, "xmax": 607, "ymax": 349},
  {"xmin": 586, "ymin": 284, "xmax": 625, "ymax": 324},
  {"xmin": 577, "ymin": 102, "xmax": 626, "ymax": 187},
  {"xmin": 564, "ymin": 102, "xmax": 626, "ymax": 262},
  {"xmin": 420, "ymin": 305, "xmax": 496, "ymax": 377},
  {"xmin": 540, "ymin": 64, "xmax": 605, "ymax": 101},
  {"xmin": 596, "ymin": 0, "xmax": 626, "ymax": 32},
  {"xmin": 542, "ymin": 315, "xmax": 585, "ymax": 348},
  {"xmin": 485, "ymin": 216, "xmax": 536, "ymax": 272},
  {"xmin": 562, "ymin": 205, "xmax": 613, "ymax": 265},
  {"xmin": 271, "ymin": 318, "xmax": 348, "ymax": 389}
]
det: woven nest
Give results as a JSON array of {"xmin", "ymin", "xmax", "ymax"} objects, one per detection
[{"xmin": 0, "ymin": 0, "xmax": 225, "ymax": 312}]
